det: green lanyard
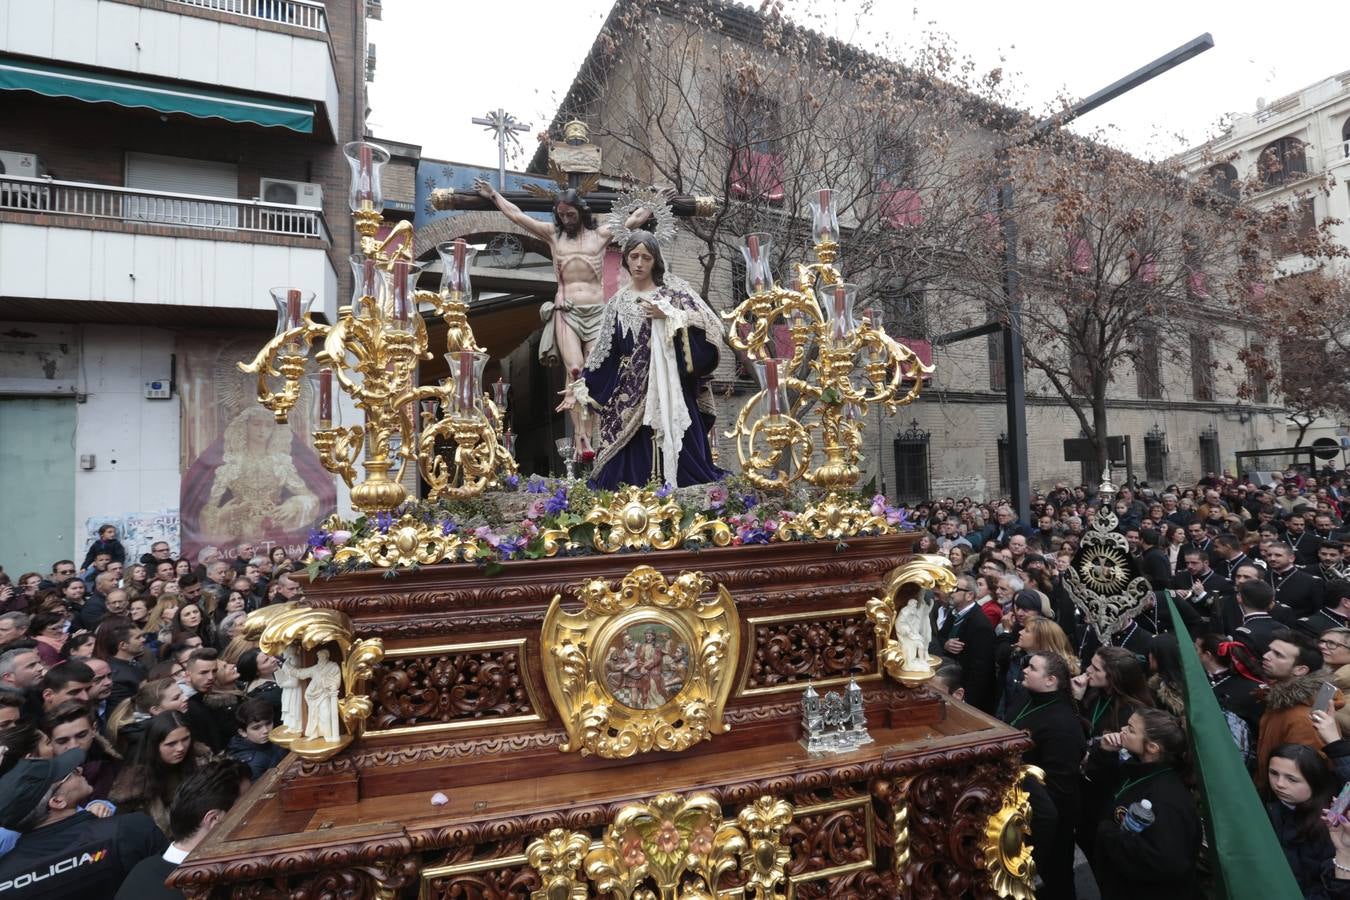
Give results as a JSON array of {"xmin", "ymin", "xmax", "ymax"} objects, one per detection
[
  {"xmin": 1011, "ymin": 697, "xmax": 1057, "ymax": 728},
  {"xmin": 1089, "ymin": 696, "xmax": 1111, "ymax": 732},
  {"xmin": 1114, "ymin": 769, "xmax": 1167, "ymax": 802}
]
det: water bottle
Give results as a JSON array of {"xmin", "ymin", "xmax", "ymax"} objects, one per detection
[{"xmin": 1121, "ymin": 799, "xmax": 1155, "ymax": 833}]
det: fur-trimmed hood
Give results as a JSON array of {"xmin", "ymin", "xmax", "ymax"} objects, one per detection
[{"xmin": 1263, "ymin": 671, "xmax": 1342, "ymax": 712}]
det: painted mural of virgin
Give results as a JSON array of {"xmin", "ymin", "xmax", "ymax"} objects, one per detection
[{"xmin": 178, "ymin": 333, "xmax": 334, "ymax": 562}]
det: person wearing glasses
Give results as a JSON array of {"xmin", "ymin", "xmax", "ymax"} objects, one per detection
[
  {"xmin": 40, "ymin": 561, "xmax": 78, "ymax": 591},
  {"xmin": 1317, "ymin": 625, "xmax": 1350, "ymax": 737},
  {"xmin": 932, "ymin": 575, "xmax": 996, "ymax": 713}
]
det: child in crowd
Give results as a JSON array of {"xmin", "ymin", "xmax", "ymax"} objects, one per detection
[{"xmin": 227, "ymin": 698, "xmax": 286, "ymax": 780}]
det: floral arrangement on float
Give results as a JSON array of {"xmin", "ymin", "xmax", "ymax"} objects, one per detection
[{"xmin": 301, "ymin": 475, "xmax": 911, "ymax": 578}]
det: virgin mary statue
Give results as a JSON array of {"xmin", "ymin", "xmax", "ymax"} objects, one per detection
[{"xmin": 569, "ymin": 233, "xmax": 726, "ymax": 489}]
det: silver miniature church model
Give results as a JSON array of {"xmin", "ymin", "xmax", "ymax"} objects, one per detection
[{"xmin": 800, "ymin": 677, "xmax": 872, "ymax": 754}]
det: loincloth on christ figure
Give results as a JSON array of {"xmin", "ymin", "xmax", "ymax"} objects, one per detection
[{"xmin": 538, "ymin": 300, "xmax": 608, "ymax": 368}]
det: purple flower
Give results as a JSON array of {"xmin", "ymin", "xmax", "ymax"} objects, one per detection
[
  {"xmin": 498, "ymin": 536, "xmax": 524, "ymax": 557},
  {"xmin": 331, "ymin": 529, "xmax": 352, "ymax": 546},
  {"xmin": 655, "ymin": 482, "xmax": 674, "ymax": 499},
  {"xmin": 374, "ymin": 511, "xmax": 393, "ymax": 533},
  {"xmin": 526, "ymin": 475, "xmax": 549, "ymax": 494},
  {"xmin": 503, "ymin": 473, "xmax": 520, "ymax": 490},
  {"xmin": 545, "ymin": 487, "xmax": 569, "ymax": 516},
  {"xmin": 473, "ymin": 525, "xmax": 501, "ymax": 548},
  {"xmin": 440, "ymin": 519, "xmax": 457, "ymax": 536},
  {"xmin": 307, "ymin": 529, "xmax": 328, "ymax": 549}
]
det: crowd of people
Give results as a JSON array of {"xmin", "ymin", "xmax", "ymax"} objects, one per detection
[
  {"xmin": 0, "ymin": 537, "xmax": 306, "ymax": 897},
  {"xmin": 6, "ymin": 466, "xmax": 1350, "ymax": 896},
  {"xmin": 918, "ymin": 467, "xmax": 1350, "ymax": 898}
]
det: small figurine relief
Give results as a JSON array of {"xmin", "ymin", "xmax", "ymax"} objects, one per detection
[{"xmin": 800, "ymin": 678, "xmax": 872, "ymax": 755}]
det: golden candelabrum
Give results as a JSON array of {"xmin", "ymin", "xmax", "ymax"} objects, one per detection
[
  {"xmin": 722, "ymin": 188, "xmax": 934, "ymax": 492},
  {"xmin": 238, "ymin": 141, "xmax": 517, "ymax": 516}
]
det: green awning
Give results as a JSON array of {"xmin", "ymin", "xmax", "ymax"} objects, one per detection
[{"xmin": 0, "ymin": 56, "xmax": 314, "ymax": 133}]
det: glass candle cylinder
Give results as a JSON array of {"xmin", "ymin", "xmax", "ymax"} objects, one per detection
[
  {"xmin": 754, "ymin": 358, "xmax": 791, "ymax": 420},
  {"xmin": 819, "ymin": 283, "xmax": 858, "ymax": 343},
  {"xmin": 445, "ymin": 350, "xmax": 487, "ymax": 416},
  {"xmin": 420, "ymin": 398, "xmax": 439, "ymax": 421},
  {"xmin": 740, "ymin": 232, "xmax": 776, "ymax": 296},
  {"xmin": 349, "ymin": 254, "xmax": 383, "ymax": 310},
  {"xmin": 436, "ymin": 239, "xmax": 478, "ymax": 297},
  {"xmin": 270, "ymin": 288, "xmax": 314, "ymax": 353},
  {"xmin": 491, "ymin": 377, "xmax": 510, "ymax": 410},
  {"xmin": 807, "ymin": 188, "xmax": 840, "ymax": 244},
  {"xmin": 307, "ymin": 368, "xmax": 334, "ymax": 428},
  {"xmin": 502, "ymin": 428, "xmax": 517, "ymax": 457},
  {"xmin": 343, "ymin": 141, "xmax": 391, "ymax": 213},
  {"xmin": 381, "ymin": 261, "xmax": 423, "ymax": 333}
]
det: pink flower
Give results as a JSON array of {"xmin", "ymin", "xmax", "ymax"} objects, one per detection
[
  {"xmin": 330, "ymin": 529, "xmax": 352, "ymax": 546},
  {"xmin": 690, "ymin": 824, "xmax": 715, "ymax": 855},
  {"xmin": 311, "ymin": 547, "xmax": 332, "ymax": 560},
  {"xmin": 870, "ymin": 501, "xmax": 885, "ymax": 517},
  {"xmin": 706, "ymin": 485, "xmax": 728, "ymax": 506},
  {"xmin": 621, "ymin": 834, "xmax": 646, "ymax": 867},
  {"xmin": 526, "ymin": 498, "xmax": 547, "ymax": 519},
  {"xmin": 655, "ymin": 821, "xmax": 681, "ymax": 854}
]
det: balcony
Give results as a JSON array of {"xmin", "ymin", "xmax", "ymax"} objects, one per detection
[
  {"xmin": 167, "ymin": 0, "xmax": 328, "ymax": 33},
  {"xmin": 0, "ymin": 173, "xmax": 338, "ymax": 318},
  {"xmin": 1327, "ymin": 140, "xmax": 1350, "ymax": 170},
  {"xmin": 0, "ymin": 0, "xmax": 340, "ymax": 138}
]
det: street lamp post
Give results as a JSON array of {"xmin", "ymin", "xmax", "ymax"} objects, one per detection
[{"xmin": 939, "ymin": 34, "xmax": 1213, "ymax": 524}]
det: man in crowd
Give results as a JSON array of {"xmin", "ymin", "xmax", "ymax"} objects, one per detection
[
  {"xmin": 40, "ymin": 661, "xmax": 93, "ymax": 712},
  {"xmin": 1256, "ymin": 631, "xmax": 1340, "ymax": 790},
  {"xmin": 1265, "ymin": 542, "xmax": 1325, "ymax": 618},
  {"xmin": 0, "ymin": 644, "xmax": 46, "ymax": 695},
  {"xmin": 115, "ymin": 760, "xmax": 251, "ymax": 899},
  {"xmin": 1173, "ymin": 546, "xmax": 1237, "ymax": 634},
  {"xmin": 1295, "ymin": 581, "xmax": 1350, "ymax": 638},
  {"xmin": 932, "ymin": 574, "xmax": 996, "ymax": 713},
  {"xmin": 0, "ymin": 749, "xmax": 165, "ymax": 898},
  {"xmin": 1234, "ymin": 580, "xmax": 1285, "ymax": 658}
]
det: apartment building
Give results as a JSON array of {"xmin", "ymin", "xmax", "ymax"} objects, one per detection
[{"xmin": 0, "ymin": 0, "xmax": 377, "ymax": 569}]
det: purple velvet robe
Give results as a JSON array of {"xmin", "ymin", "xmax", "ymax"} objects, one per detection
[{"xmin": 583, "ymin": 282, "xmax": 726, "ymax": 489}]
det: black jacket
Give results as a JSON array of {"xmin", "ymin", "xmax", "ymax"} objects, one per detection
[
  {"xmin": 0, "ymin": 810, "xmax": 164, "ymax": 899},
  {"xmin": 1269, "ymin": 566, "xmax": 1325, "ymax": 618},
  {"xmin": 1011, "ymin": 690, "xmax": 1086, "ymax": 820},
  {"xmin": 226, "ymin": 732, "xmax": 287, "ymax": 780},
  {"xmin": 1297, "ymin": 607, "xmax": 1350, "ymax": 640},
  {"xmin": 107, "ymin": 656, "xmax": 147, "ymax": 712},
  {"xmin": 114, "ymin": 852, "xmax": 181, "ymax": 900},
  {"xmin": 934, "ymin": 603, "xmax": 997, "ymax": 713},
  {"xmin": 1268, "ymin": 799, "xmax": 1336, "ymax": 897},
  {"xmin": 185, "ymin": 693, "xmax": 229, "ymax": 753},
  {"xmin": 1235, "ymin": 612, "xmax": 1284, "ymax": 659},
  {"xmin": 1139, "ymin": 547, "xmax": 1173, "ymax": 592},
  {"xmin": 1091, "ymin": 761, "xmax": 1201, "ymax": 900}
]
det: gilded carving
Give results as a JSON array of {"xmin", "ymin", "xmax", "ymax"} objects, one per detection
[
  {"xmin": 774, "ymin": 492, "xmax": 890, "ymax": 542},
  {"xmin": 541, "ymin": 566, "xmax": 739, "ymax": 759},
  {"xmin": 983, "ymin": 765, "xmax": 1042, "ymax": 900},
  {"xmin": 865, "ymin": 555, "xmax": 956, "ymax": 688},
  {"xmin": 524, "ymin": 792, "xmax": 793, "ymax": 900},
  {"xmin": 240, "ymin": 602, "xmax": 384, "ymax": 761}
]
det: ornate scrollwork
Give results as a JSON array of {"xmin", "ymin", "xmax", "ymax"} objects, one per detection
[
  {"xmin": 1063, "ymin": 505, "xmax": 1153, "ymax": 636},
  {"xmin": 543, "ymin": 485, "xmax": 733, "ymax": 555},
  {"xmin": 743, "ymin": 612, "xmax": 876, "ymax": 692},
  {"xmin": 368, "ymin": 645, "xmax": 535, "ymax": 731},
  {"xmin": 866, "ymin": 555, "xmax": 956, "ymax": 688},
  {"xmin": 240, "ymin": 602, "xmax": 384, "ymax": 761},
  {"xmin": 984, "ymin": 765, "xmax": 1042, "ymax": 900},
  {"xmin": 541, "ymin": 565, "xmax": 739, "ymax": 759},
  {"xmin": 525, "ymin": 792, "xmax": 793, "ymax": 900},
  {"xmin": 329, "ymin": 513, "xmax": 482, "ymax": 570},
  {"xmin": 775, "ymin": 492, "xmax": 890, "ymax": 542}
]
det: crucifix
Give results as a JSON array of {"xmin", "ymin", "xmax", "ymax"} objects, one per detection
[{"xmin": 471, "ymin": 108, "xmax": 531, "ymax": 191}]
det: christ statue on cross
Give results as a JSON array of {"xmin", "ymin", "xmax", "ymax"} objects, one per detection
[{"xmin": 473, "ymin": 178, "xmax": 656, "ymax": 455}]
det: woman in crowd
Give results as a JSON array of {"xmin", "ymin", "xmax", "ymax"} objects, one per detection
[
  {"xmin": 1072, "ymin": 646, "xmax": 1154, "ymax": 859},
  {"xmin": 946, "ymin": 544, "xmax": 972, "ymax": 575},
  {"xmin": 59, "ymin": 629, "xmax": 96, "ymax": 661},
  {"xmin": 26, "ymin": 608, "xmax": 69, "ymax": 666},
  {"xmin": 1092, "ymin": 708, "xmax": 1202, "ymax": 899},
  {"xmin": 976, "ymin": 574, "xmax": 1003, "ymax": 628},
  {"xmin": 125, "ymin": 563, "xmax": 149, "ymax": 594},
  {"xmin": 270, "ymin": 546, "xmax": 295, "ymax": 576},
  {"xmin": 999, "ymin": 617, "xmax": 1079, "ymax": 722},
  {"xmin": 12, "ymin": 573, "xmax": 41, "ymax": 612},
  {"xmin": 1147, "ymin": 635, "xmax": 1187, "ymax": 719},
  {"xmin": 237, "ymin": 648, "xmax": 282, "ymax": 724},
  {"xmin": 106, "ymin": 677, "xmax": 190, "ymax": 759},
  {"xmin": 1162, "ymin": 523, "xmax": 1187, "ymax": 571},
  {"xmin": 1320, "ymin": 628, "xmax": 1350, "ymax": 737},
  {"xmin": 174, "ymin": 558, "xmax": 193, "ymax": 578},
  {"xmin": 169, "ymin": 602, "xmax": 210, "ymax": 646},
  {"xmin": 109, "ymin": 709, "xmax": 200, "ymax": 833},
  {"xmin": 1265, "ymin": 742, "xmax": 1339, "ymax": 896},
  {"xmin": 217, "ymin": 611, "xmax": 247, "ymax": 650}
]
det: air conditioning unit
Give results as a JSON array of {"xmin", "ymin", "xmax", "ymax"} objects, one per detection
[
  {"xmin": 259, "ymin": 178, "xmax": 323, "ymax": 208},
  {"xmin": 0, "ymin": 151, "xmax": 48, "ymax": 177}
]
